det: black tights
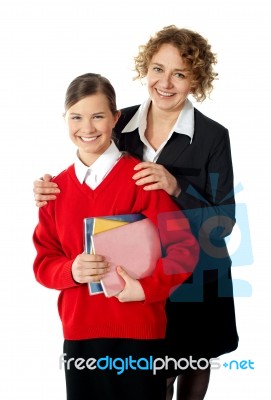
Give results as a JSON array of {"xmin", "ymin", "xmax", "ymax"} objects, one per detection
[{"xmin": 166, "ymin": 367, "xmax": 210, "ymax": 400}]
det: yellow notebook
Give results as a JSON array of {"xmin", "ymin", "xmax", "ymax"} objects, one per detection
[{"xmin": 93, "ymin": 218, "xmax": 128, "ymax": 235}]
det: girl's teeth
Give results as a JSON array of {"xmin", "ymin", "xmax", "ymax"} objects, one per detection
[{"xmin": 81, "ymin": 136, "xmax": 97, "ymax": 142}]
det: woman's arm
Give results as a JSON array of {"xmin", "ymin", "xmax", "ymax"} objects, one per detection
[
  {"xmin": 133, "ymin": 130, "xmax": 235, "ymax": 241},
  {"xmin": 34, "ymin": 174, "xmax": 60, "ymax": 207}
]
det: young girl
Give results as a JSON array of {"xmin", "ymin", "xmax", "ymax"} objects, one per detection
[{"xmin": 33, "ymin": 73, "xmax": 199, "ymax": 400}]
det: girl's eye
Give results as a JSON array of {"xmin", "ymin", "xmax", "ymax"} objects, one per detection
[
  {"xmin": 93, "ymin": 115, "xmax": 103, "ymax": 120},
  {"xmin": 71, "ymin": 116, "xmax": 81, "ymax": 120}
]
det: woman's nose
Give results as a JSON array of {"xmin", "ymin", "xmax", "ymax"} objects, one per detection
[{"xmin": 159, "ymin": 73, "xmax": 173, "ymax": 88}]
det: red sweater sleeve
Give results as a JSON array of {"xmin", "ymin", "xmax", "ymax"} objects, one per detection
[
  {"xmin": 138, "ymin": 188, "xmax": 199, "ymax": 304},
  {"xmin": 33, "ymin": 204, "xmax": 79, "ymax": 290}
]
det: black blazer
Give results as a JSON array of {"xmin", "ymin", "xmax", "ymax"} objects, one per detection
[{"xmin": 115, "ymin": 105, "xmax": 239, "ymax": 359}]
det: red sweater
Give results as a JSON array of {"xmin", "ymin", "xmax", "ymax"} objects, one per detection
[{"xmin": 33, "ymin": 155, "xmax": 199, "ymax": 340}]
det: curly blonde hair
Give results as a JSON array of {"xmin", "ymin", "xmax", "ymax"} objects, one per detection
[{"xmin": 134, "ymin": 25, "xmax": 218, "ymax": 102}]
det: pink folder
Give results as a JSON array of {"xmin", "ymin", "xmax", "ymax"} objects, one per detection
[{"xmin": 91, "ymin": 218, "xmax": 161, "ymax": 297}]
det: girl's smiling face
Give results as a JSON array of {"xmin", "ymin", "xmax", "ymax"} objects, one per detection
[{"xmin": 65, "ymin": 93, "xmax": 120, "ymax": 166}]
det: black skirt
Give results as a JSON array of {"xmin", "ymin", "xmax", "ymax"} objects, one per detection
[
  {"xmin": 165, "ymin": 269, "xmax": 239, "ymax": 363},
  {"xmin": 63, "ymin": 338, "xmax": 166, "ymax": 400}
]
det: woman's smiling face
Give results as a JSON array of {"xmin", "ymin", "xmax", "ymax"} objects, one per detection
[{"xmin": 147, "ymin": 43, "xmax": 193, "ymax": 113}]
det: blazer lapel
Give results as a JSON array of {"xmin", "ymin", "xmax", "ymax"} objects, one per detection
[
  {"xmin": 123, "ymin": 129, "xmax": 191, "ymax": 167},
  {"xmin": 123, "ymin": 129, "xmax": 144, "ymax": 160},
  {"xmin": 157, "ymin": 132, "xmax": 191, "ymax": 167}
]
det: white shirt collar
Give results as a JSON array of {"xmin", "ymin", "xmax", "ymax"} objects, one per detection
[
  {"xmin": 121, "ymin": 98, "xmax": 195, "ymax": 143},
  {"xmin": 74, "ymin": 141, "xmax": 122, "ymax": 185}
]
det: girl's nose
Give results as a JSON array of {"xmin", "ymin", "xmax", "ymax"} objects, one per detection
[{"xmin": 82, "ymin": 119, "xmax": 96, "ymax": 133}]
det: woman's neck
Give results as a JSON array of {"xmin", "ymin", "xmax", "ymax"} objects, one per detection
[{"xmin": 144, "ymin": 104, "xmax": 181, "ymax": 151}]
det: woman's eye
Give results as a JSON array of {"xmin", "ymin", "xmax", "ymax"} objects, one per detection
[
  {"xmin": 175, "ymin": 73, "xmax": 185, "ymax": 79},
  {"xmin": 153, "ymin": 67, "xmax": 162, "ymax": 72}
]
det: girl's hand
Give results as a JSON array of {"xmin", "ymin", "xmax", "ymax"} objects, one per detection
[
  {"xmin": 33, "ymin": 174, "xmax": 60, "ymax": 207},
  {"xmin": 72, "ymin": 253, "xmax": 110, "ymax": 284},
  {"xmin": 115, "ymin": 266, "xmax": 145, "ymax": 302},
  {"xmin": 133, "ymin": 162, "xmax": 181, "ymax": 197}
]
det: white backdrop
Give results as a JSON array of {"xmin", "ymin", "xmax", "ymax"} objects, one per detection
[{"xmin": 0, "ymin": 0, "xmax": 269, "ymax": 399}]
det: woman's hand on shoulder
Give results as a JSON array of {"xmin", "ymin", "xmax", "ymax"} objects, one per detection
[
  {"xmin": 33, "ymin": 174, "xmax": 60, "ymax": 207},
  {"xmin": 133, "ymin": 162, "xmax": 181, "ymax": 197}
]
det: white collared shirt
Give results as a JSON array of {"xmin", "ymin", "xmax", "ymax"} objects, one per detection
[
  {"xmin": 74, "ymin": 141, "xmax": 122, "ymax": 189},
  {"xmin": 122, "ymin": 98, "xmax": 195, "ymax": 162}
]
